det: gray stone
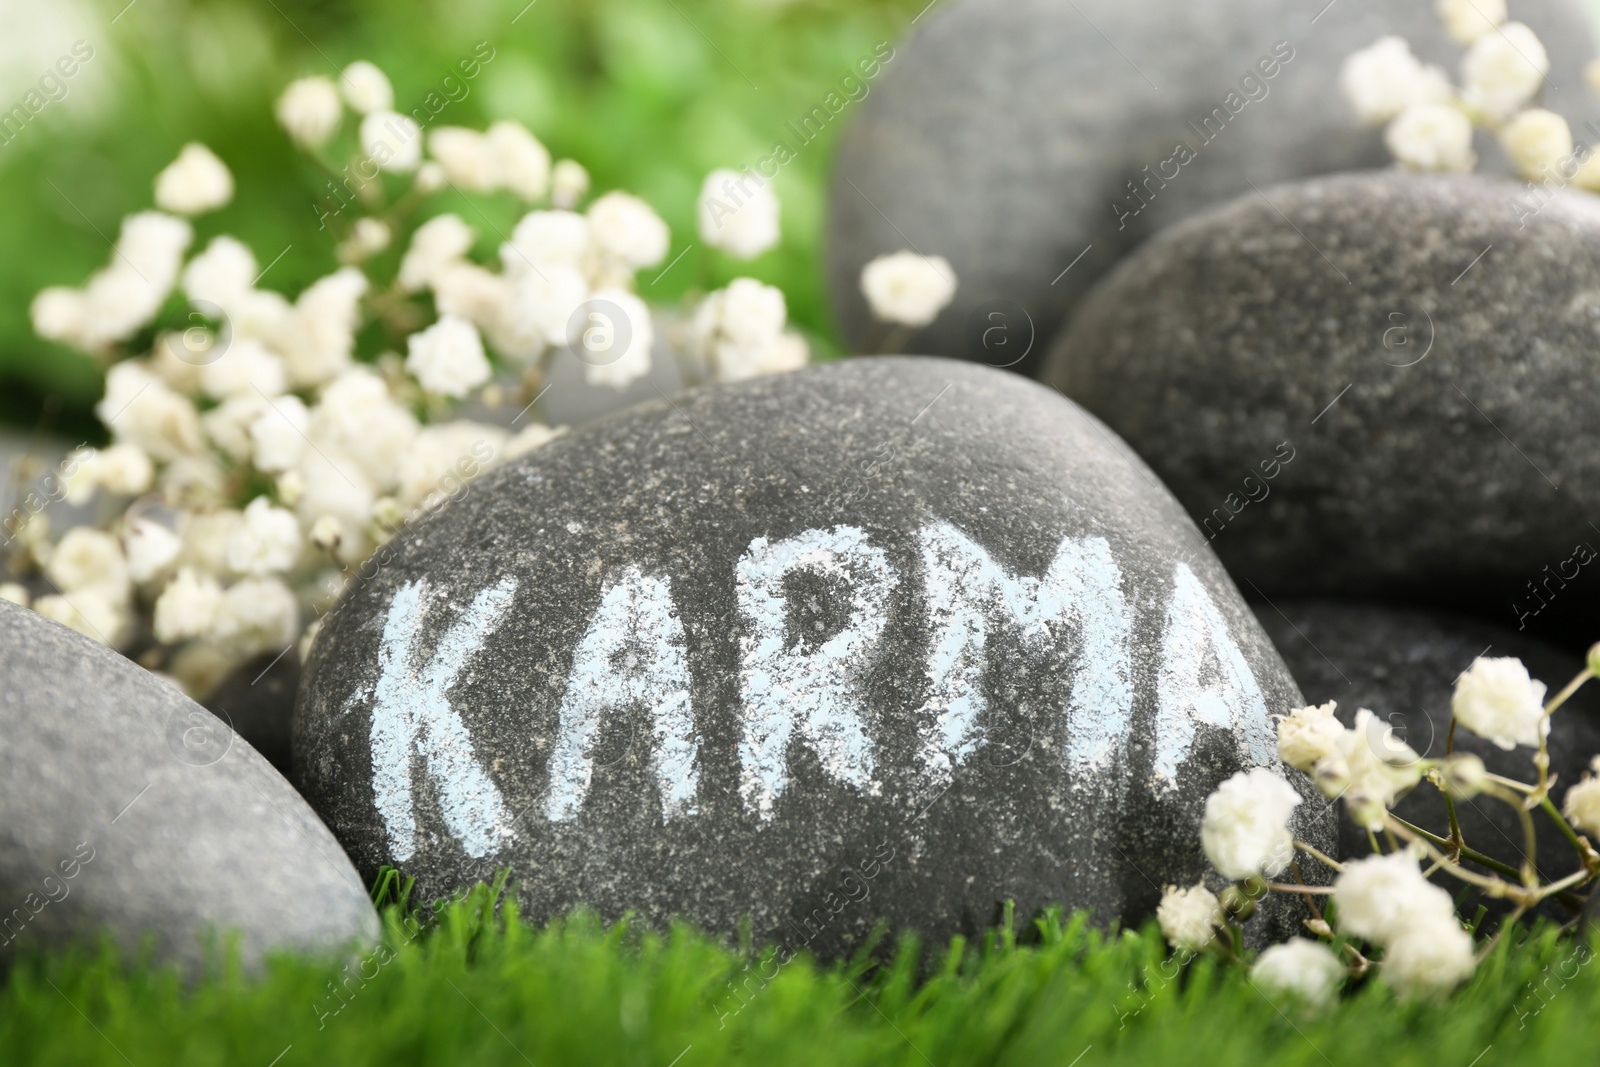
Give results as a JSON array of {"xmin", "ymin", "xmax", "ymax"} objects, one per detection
[
  {"xmin": 204, "ymin": 652, "xmax": 301, "ymax": 778},
  {"xmin": 1046, "ymin": 171, "xmax": 1600, "ymax": 651},
  {"xmin": 826, "ymin": 0, "xmax": 1596, "ymax": 374},
  {"xmin": 1254, "ymin": 601, "xmax": 1600, "ymax": 918},
  {"xmin": 297, "ymin": 356, "xmax": 1332, "ymax": 959},
  {"xmin": 0, "ymin": 599, "xmax": 377, "ymax": 973}
]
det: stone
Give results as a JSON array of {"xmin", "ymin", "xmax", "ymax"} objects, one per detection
[
  {"xmin": 203, "ymin": 652, "xmax": 300, "ymax": 777},
  {"xmin": 825, "ymin": 0, "xmax": 1595, "ymax": 375},
  {"xmin": 1254, "ymin": 601, "xmax": 1600, "ymax": 917},
  {"xmin": 0, "ymin": 599, "xmax": 377, "ymax": 974},
  {"xmin": 297, "ymin": 356, "xmax": 1332, "ymax": 959},
  {"xmin": 1046, "ymin": 171, "xmax": 1600, "ymax": 653}
]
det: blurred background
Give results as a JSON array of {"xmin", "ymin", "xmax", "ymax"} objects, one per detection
[{"xmin": 0, "ymin": 0, "xmax": 923, "ymax": 439}]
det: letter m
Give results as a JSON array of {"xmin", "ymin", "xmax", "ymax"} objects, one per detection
[{"xmin": 369, "ymin": 577, "xmax": 516, "ymax": 862}]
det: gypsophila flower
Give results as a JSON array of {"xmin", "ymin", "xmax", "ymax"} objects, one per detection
[
  {"xmin": 1563, "ymin": 758, "xmax": 1600, "ymax": 835},
  {"xmin": 406, "ymin": 315, "xmax": 492, "ymax": 398},
  {"xmin": 505, "ymin": 210, "xmax": 590, "ymax": 274},
  {"xmin": 249, "ymin": 395, "xmax": 311, "ymax": 473},
  {"xmin": 0, "ymin": 583, "xmax": 29, "ymax": 607},
  {"xmin": 276, "ymin": 76, "xmax": 342, "ymax": 148},
  {"xmin": 1386, "ymin": 103, "xmax": 1477, "ymax": 172},
  {"xmin": 551, "ymin": 159, "xmax": 590, "ymax": 209},
  {"xmin": 396, "ymin": 421, "xmax": 505, "ymax": 510},
  {"xmin": 34, "ymin": 589, "xmax": 128, "ymax": 648},
  {"xmin": 45, "ymin": 527, "xmax": 130, "ymax": 599},
  {"xmin": 861, "ymin": 251, "xmax": 958, "ymax": 328},
  {"xmin": 340, "ymin": 61, "xmax": 393, "ymax": 114},
  {"xmin": 1201, "ymin": 768, "xmax": 1302, "ymax": 880},
  {"xmin": 489, "ymin": 121, "xmax": 551, "ymax": 202},
  {"xmin": 199, "ymin": 337, "xmax": 288, "ymax": 400},
  {"xmin": 1320, "ymin": 708, "xmax": 1424, "ymax": 830},
  {"xmin": 1382, "ymin": 917, "xmax": 1476, "ymax": 997},
  {"xmin": 400, "ymin": 214, "xmax": 475, "ymax": 291},
  {"xmin": 276, "ymin": 267, "xmax": 369, "ymax": 388},
  {"xmin": 586, "ymin": 191, "xmax": 670, "ymax": 271},
  {"xmin": 1462, "ymin": 21, "xmax": 1550, "ymax": 121},
  {"xmin": 338, "ymin": 217, "xmax": 392, "ymax": 264},
  {"xmin": 1276, "ymin": 701, "xmax": 1345, "ymax": 773},
  {"xmin": 97, "ymin": 361, "xmax": 205, "ymax": 461},
  {"xmin": 227, "ymin": 497, "xmax": 302, "ymax": 577},
  {"xmin": 1441, "ymin": 752, "xmax": 1489, "ymax": 799},
  {"xmin": 429, "ymin": 127, "xmax": 500, "ymax": 192},
  {"xmin": 95, "ymin": 443, "xmax": 154, "ymax": 496},
  {"xmin": 575, "ymin": 288, "xmax": 654, "ymax": 389},
  {"xmin": 123, "ymin": 517, "xmax": 182, "ymax": 584},
  {"xmin": 1157, "ymin": 884, "xmax": 1223, "ymax": 953},
  {"xmin": 1340, "ymin": 36, "xmax": 1453, "ymax": 125},
  {"xmin": 30, "ymin": 287, "xmax": 86, "ymax": 345},
  {"xmin": 154, "ymin": 143, "xmax": 234, "ymax": 216},
  {"xmin": 698, "ymin": 168, "xmax": 780, "ymax": 260},
  {"xmin": 1250, "ymin": 940, "xmax": 1345, "ymax": 1010},
  {"xmin": 1499, "ymin": 107, "xmax": 1572, "ymax": 179},
  {"xmin": 692, "ymin": 278, "xmax": 788, "ymax": 381},
  {"xmin": 1332, "ymin": 852, "xmax": 1456, "ymax": 944},
  {"xmin": 182, "ymin": 235, "xmax": 257, "ymax": 311},
  {"xmin": 308, "ymin": 514, "xmax": 344, "ymax": 553},
  {"xmin": 1452, "ymin": 655, "xmax": 1547, "ymax": 750},
  {"xmin": 1438, "ymin": 0, "xmax": 1507, "ymax": 46},
  {"xmin": 360, "ymin": 110, "xmax": 423, "ymax": 173},
  {"xmin": 214, "ymin": 577, "xmax": 299, "ymax": 659}
]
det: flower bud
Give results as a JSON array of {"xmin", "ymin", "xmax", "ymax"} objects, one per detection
[
  {"xmin": 1442, "ymin": 753, "xmax": 1488, "ymax": 799},
  {"xmin": 1588, "ymin": 642, "xmax": 1600, "ymax": 679},
  {"xmin": 1220, "ymin": 884, "xmax": 1258, "ymax": 923}
]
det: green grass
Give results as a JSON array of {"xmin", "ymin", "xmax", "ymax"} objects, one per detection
[{"xmin": 2, "ymin": 873, "xmax": 1596, "ymax": 1066}]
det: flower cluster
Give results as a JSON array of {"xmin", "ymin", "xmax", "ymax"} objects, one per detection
[
  {"xmin": 12, "ymin": 58, "xmax": 812, "ymax": 698},
  {"xmin": 1160, "ymin": 643, "xmax": 1600, "ymax": 1007},
  {"xmin": 1340, "ymin": 1, "xmax": 1598, "ymax": 183}
]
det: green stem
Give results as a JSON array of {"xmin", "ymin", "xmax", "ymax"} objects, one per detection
[
  {"xmin": 1385, "ymin": 814, "xmax": 1525, "ymax": 882},
  {"xmin": 1293, "ymin": 840, "xmax": 1343, "ymax": 873},
  {"xmin": 1538, "ymin": 794, "xmax": 1600, "ymax": 871}
]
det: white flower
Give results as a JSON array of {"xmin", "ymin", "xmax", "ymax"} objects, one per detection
[
  {"xmin": 1462, "ymin": 22, "xmax": 1549, "ymax": 121},
  {"xmin": 337, "ymin": 218, "xmax": 392, "ymax": 264},
  {"xmin": 227, "ymin": 497, "xmax": 303, "ymax": 576},
  {"xmin": 308, "ymin": 367, "xmax": 418, "ymax": 490},
  {"xmin": 1340, "ymin": 36, "xmax": 1454, "ymax": 126},
  {"xmin": 493, "ymin": 265, "xmax": 589, "ymax": 360},
  {"xmin": 340, "ymin": 61, "xmax": 393, "ymax": 114},
  {"xmin": 1381, "ymin": 916, "xmax": 1476, "ymax": 996},
  {"xmin": 1564, "ymin": 760, "xmax": 1600, "ymax": 835},
  {"xmin": 1385, "ymin": 104, "xmax": 1476, "ymax": 172},
  {"xmin": 1438, "ymin": 0, "xmax": 1506, "ymax": 45},
  {"xmin": 1200, "ymin": 768, "xmax": 1302, "ymax": 881},
  {"xmin": 414, "ymin": 161, "xmax": 447, "ymax": 195},
  {"xmin": 406, "ymin": 315, "xmax": 492, "ymax": 398},
  {"xmin": 0, "ymin": 583, "xmax": 29, "ymax": 607},
  {"xmin": 179, "ymin": 509, "xmax": 242, "ymax": 576},
  {"xmin": 95, "ymin": 443, "xmax": 154, "ymax": 496},
  {"xmin": 505, "ymin": 422, "xmax": 564, "ymax": 459},
  {"xmin": 432, "ymin": 263, "xmax": 510, "ymax": 330},
  {"xmin": 276, "ymin": 76, "xmax": 342, "ymax": 149},
  {"xmin": 275, "ymin": 267, "xmax": 368, "ymax": 388},
  {"xmin": 861, "ymin": 251, "xmax": 958, "ymax": 327},
  {"xmin": 30, "ymin": 287, "xmax": 87, "ymax": 346},
  {"xmin": 1316, "ymin": 708, "xmax": 1424, "ymax": 830},
  {"xmin": 692, "ymin": 278, "xmax": 793, "ymax": 382},
  {"xmin": 428, "ymin": 126, "xmax": 500, "ymax": 192},
  {"xmin": 1332, "ymin": 852, "xmax": 1455, "ymax": 945},
  {"xmin": 199, "ymin": 337, "xmax": 287, "ymax": 400},
  {"xmin": 75, "ymin": 213, "xmax": 193, "ymax": 347},
  {"xmin": 1156, "ymin": 884, "xmax": 1223, "ymax": 953},
  {"xmin": 1250, "ymin": 940, "xmax": 1344, "ymax": 1010},
  {"xmin": 182, "ymin": 235, "xmax": 257, "ymax": 311},
  {"xmin": 586, "ymin": 191, "xmax": 670, "ymax": 271},
  {"xmin": 574, "ymin": 288, "xmax": 654, "ymax": 389},
  {"xmin": 45, "ymin": 527, "xmax": 130, "ymax": 600},
  {"xmin": 504, "ymin": 210, "xmax": 590, "ymax": 274},
  {"xmin": 214, "ymin": 577, "xmax": 299, "ymax": 659},
  {"xmin": 61, "ymin": 447, "xmax": 101, "ymax": 505},
  {"xmin": 1452, "ymin": 656, "xmax": 1547, "ymax": 750},
  {"xmin": 97, "ymin": 361, "xmax": 205, "ymax": 461},
  {"xmin": 123, "ymin": 517, "xmax": 182, "ymax": 584},
  {"xmin": 201, "ymin": 393, "xmax": 271, "ymax": 463},
  {"xmin": 360, "ymin": 110, "xmax": 422, "ymax": 173},
  {"xmin": 34, "ymin": 589, "xmax": 129, "ymax": 649},
  {"xmin": 396, "ymin": 421, "xmax": 506, "ymax": 510},
  {"xmin": 250, "ymin": 394, "xmax": 311, "ymax": 473},
  {"xmin": 1277, "ymin": 701, "xmax": 1346, "ymax": 773},
  {"xmin": 698, "ymin": 168, "xmax": 780, "ymax": 260},
  {"xmin": 551, "ymin": 159, "xmax": 590, "ymax": 210},
  {"xmin": 399, "ymin": 214, "xmax": 475, "ymax": 291},
  {"xmin": 1499, "ymin": 108, "xmax": 1572, "ymax": 180},
  {"xmin": 295, "ymin": 446, "xmax": 376, "ymax": 563},
  {"xmin": 308, "ymin": 514, "xmax": 344, "ymax": 553},
  {"xmin": 154, "ymin": 143, "xmax": 234, "ymax": 216},
  {"xmin": 488, "ymin": 121, "xmax": 551, "ymax": 202}
]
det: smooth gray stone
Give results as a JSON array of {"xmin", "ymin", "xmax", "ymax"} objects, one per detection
[
  {"xmin": 826, "ymin": 0, "xmax": 1596, "ymax": 374},
  {"xmin": 1046, "ymin": 171, "xmax": 1600, "ymax": 651},
  {"xmin": 297, "ymin": 356, "xmax": 1332, "ymax": 958},
  {"xmin": 1254, "ymin": 601, "xmax": 1600, "ymax": 919},
  {"xmin": 0, "ymin": 600, "xmax": 377, "ymax": 973},
  {"xmin": 204, "ymin": 652, "xmax": 301, "ymax": 778}
]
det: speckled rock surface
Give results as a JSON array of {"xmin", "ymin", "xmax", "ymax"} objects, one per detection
[
  {"xmin": 0, "ymin": 600, "xmax": 377, "ymax": 974},
  {"xmin": 1254, "ymin": 601, "xmax": 1600, "ymax": 914},
  {"xmin": 827, "ymin": 0, "xmax": 1595, "ymax": 373},
  {"xmin": 1047, "ymin": 172, "xmax": 1600, "ymax": 650},
  {"xmin": 297, "ymin": 356, "xmax": 1331, "ymax": 958}
]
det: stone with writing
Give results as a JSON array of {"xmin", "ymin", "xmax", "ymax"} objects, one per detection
[
  {"xmin": 296, "ymin": 357, "xmax": 1332, "ymax": 960},
  {"xmin": 1047, "ymin": 172, "xmax": 1600, "ymax": 652},
  {"xmin": 826, "ymin": 0, "xmax": 1594, "ymax": 375},
  {"xmin": 0, "ymin": 600, "xmax": 377, "ymax": 975},
  {"xmin": 1255, "ymin": 601, "xmax": 1600, "ymax": 920}
]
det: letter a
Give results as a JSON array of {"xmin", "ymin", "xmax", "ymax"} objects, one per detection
[
  {"xmin": 370, "ymin": 577, "xmax": 516, "ymax": 862},
  {"xmin": 737, "ymin": 526, "xmax": 895, "ymax": 820},
  {"xmin": 545, "ymin": 566, "xmax": 699, "ymax": 822},
  {"xmin": 1152, "ymin": 563, "xmax": 1274, "ymax": 788}
]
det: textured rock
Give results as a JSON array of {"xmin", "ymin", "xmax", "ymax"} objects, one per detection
[
  {"xmin": 1047, "ymin": 171, "xmax": 1600, "ymax": 651},
  {"xmin": 204, "ymin": 652, "xmax": 300, "ymax": 777},
  {"xmin": 298, "ymin": 356, "xmax": 1331, "ymax": 958},
  {"xmin": 0, "ymin": 600, "xmax": 377, "ymax": 973},
  {"xmin": 827, "ymin": 0, "xmax": 1595, "ymax": 373},
  {"xmin": 1254, "ymin": 601, "xmax": 1600, "ymax": 915}
]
